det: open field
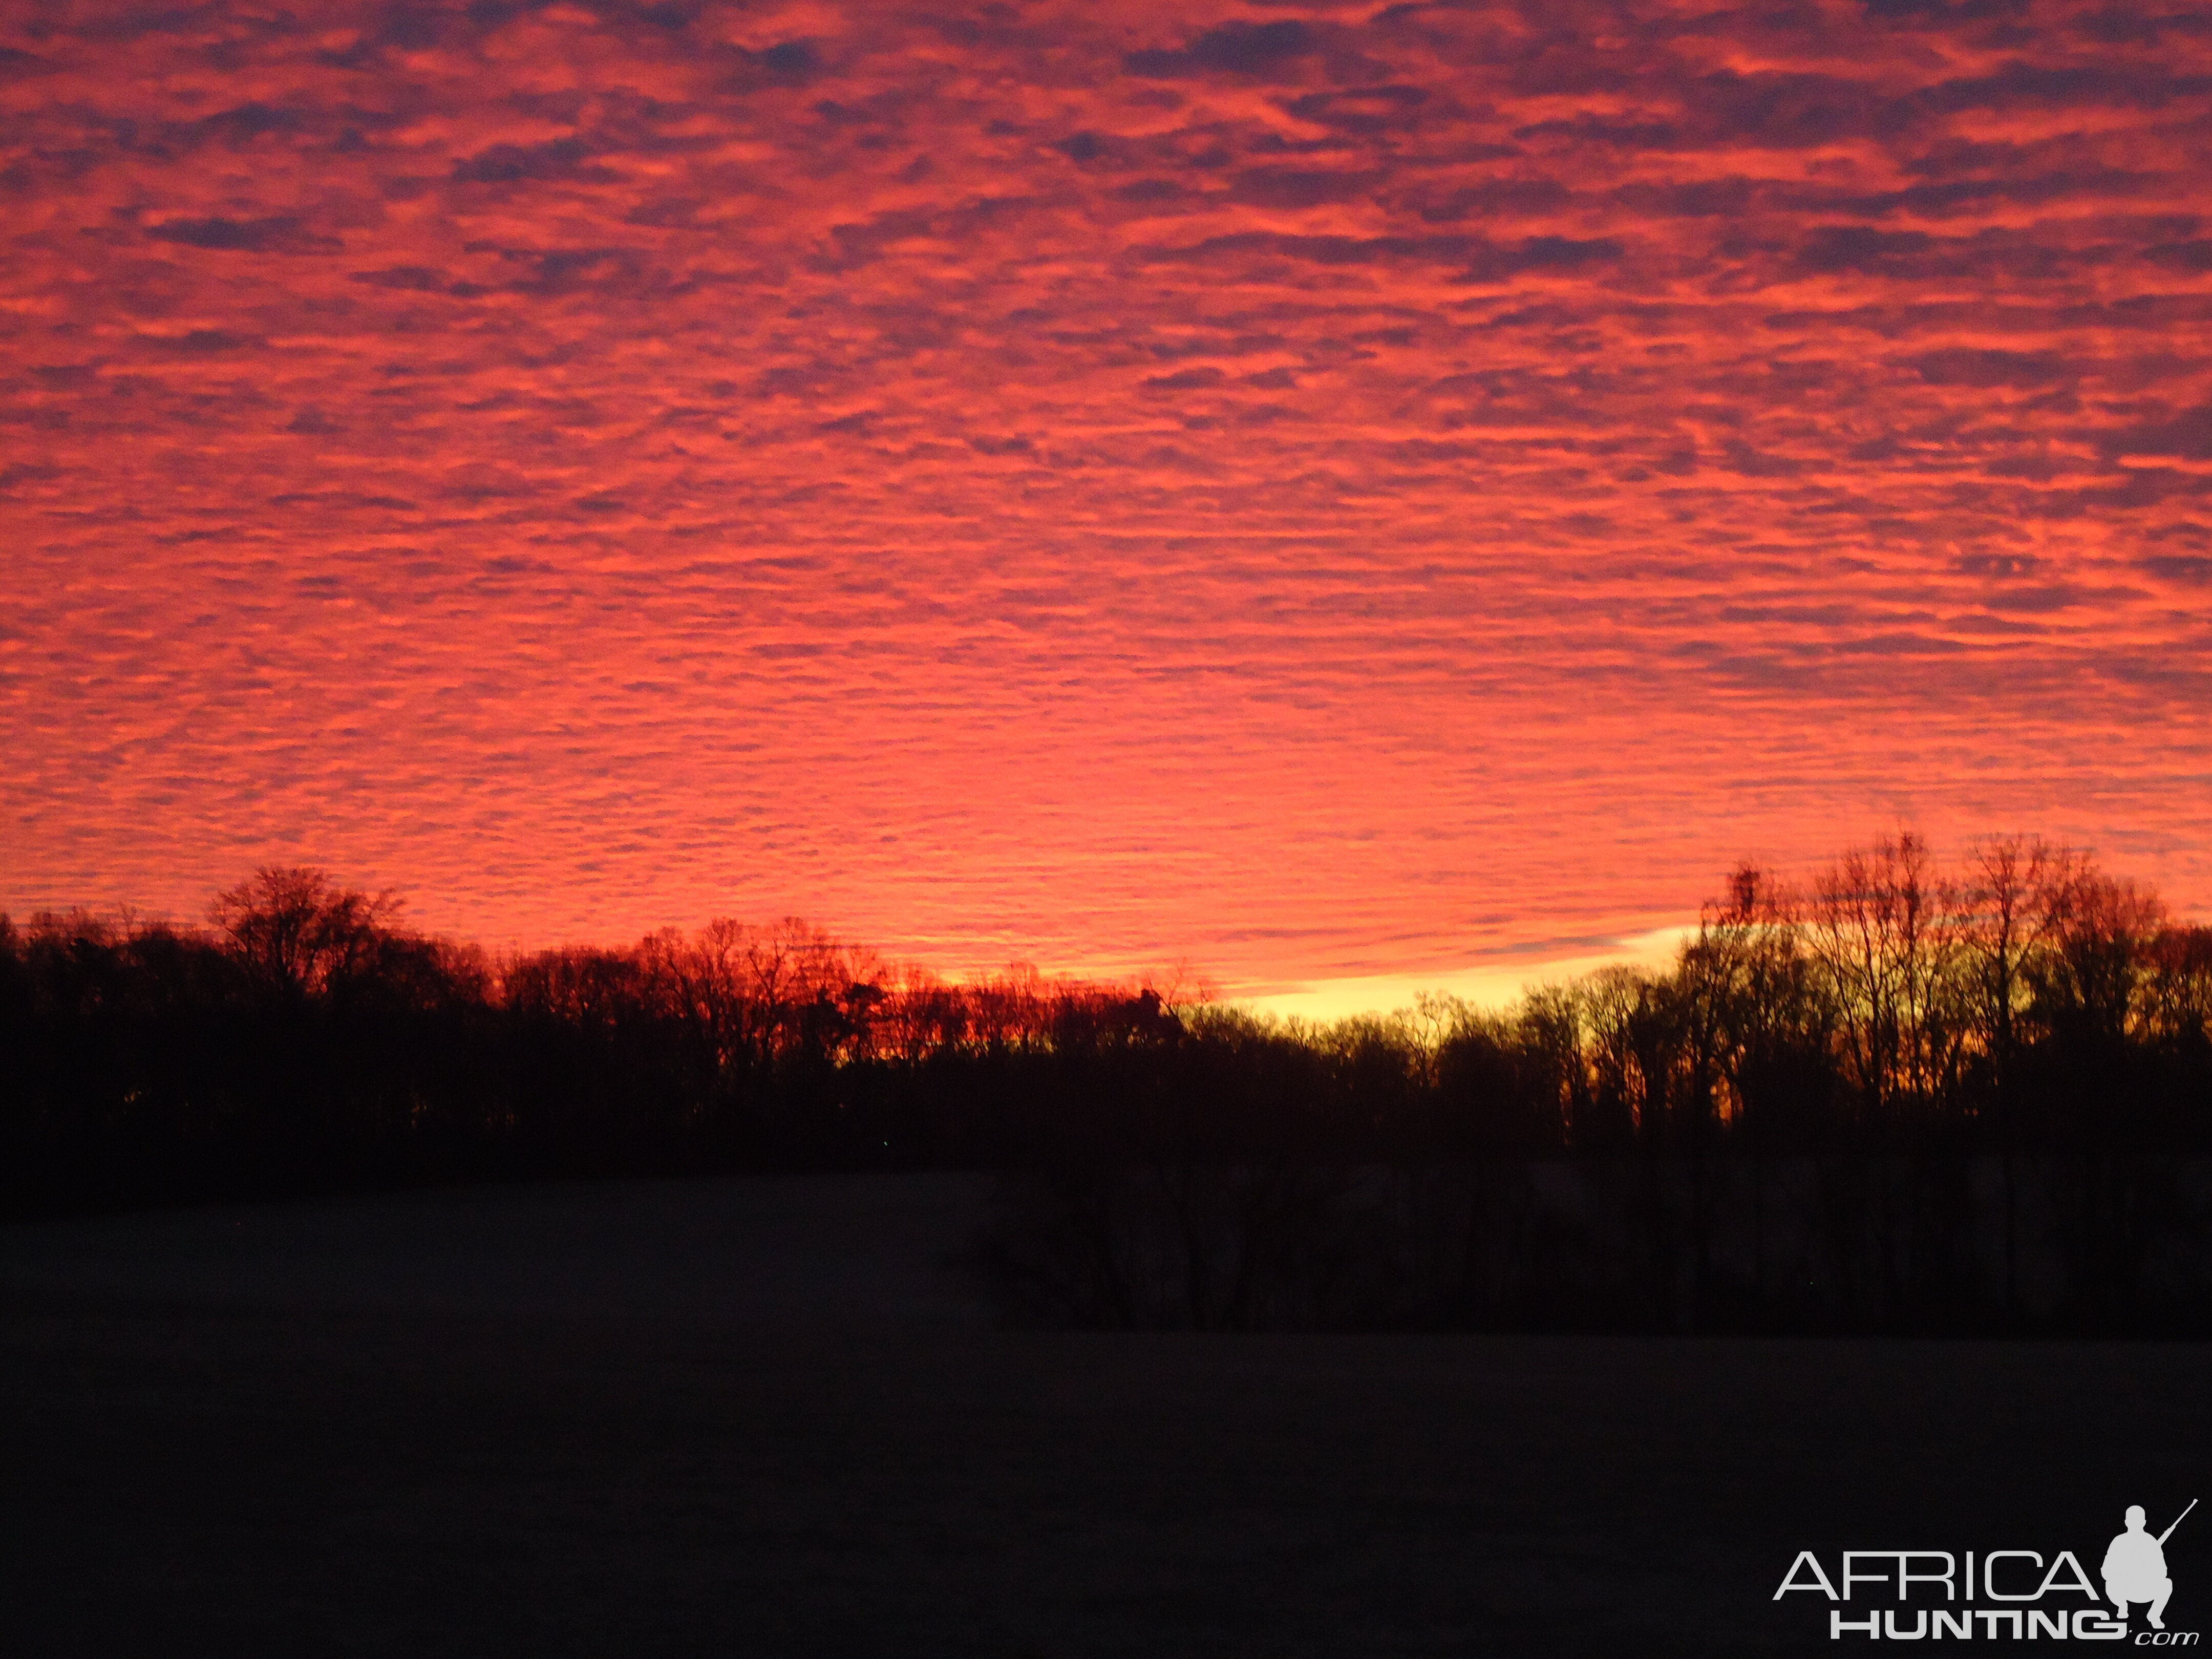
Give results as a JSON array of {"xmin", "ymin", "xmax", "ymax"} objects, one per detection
[{"xmin": 4, "ymin": 1176, "xmax": 2204, "ymax": 1656}]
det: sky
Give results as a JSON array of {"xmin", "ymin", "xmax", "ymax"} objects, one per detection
[{"xmin": 3, "ymin": 0, "xmax": 2208, "ymax": 1004}]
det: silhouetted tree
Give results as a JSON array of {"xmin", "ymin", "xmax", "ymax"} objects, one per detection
[
  {"xmin": 6, "ymin": 838, "xmax": 2209, "ymax": 1334},
  {"xmin": 210, "ymin": 866, "xmax": 398, "ymax": 1001}
]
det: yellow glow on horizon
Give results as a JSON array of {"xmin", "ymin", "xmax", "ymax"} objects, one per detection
[{"xmin": 1236, "ymin": 925, "xmax": 1696, "ymax": 1025}]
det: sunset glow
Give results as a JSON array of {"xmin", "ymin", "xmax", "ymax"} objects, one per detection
[{"xmin": 4, "ymin": 0, "xmax": 2208, "ymax": 991}]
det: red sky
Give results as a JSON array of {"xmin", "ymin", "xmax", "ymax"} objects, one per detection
[{"xmin": 3, "ymin": 0, "xmax": 2208, "ymax": 995}]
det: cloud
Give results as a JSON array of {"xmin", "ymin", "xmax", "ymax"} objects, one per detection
[
  {"xmin": 747, "ymin": 39, "xmax": 823, "ymax": 83},
  {"xmin": 1693, "ymin": 70, "xmax": 1881, "ymax": 148},
  {"xmin": 147, "ymin": 214, "xmax": 331, "ymax": 252},
  {"xmin": 1141, "ymin": 366, "xmax": 1227, "ymax": 392},
  {"xmin": 1911, "ymin": 60, "xmax": 2209, "ymax": 115},
  {"xmin": 1284, "ymin": 84, "xmax": 1429, "ymax": 134},
  {"xmin": 1458, "ymin": 234, "xmax": 1624, "ymax": 280},
  {"xmin": 197, "ymin": 102, "xmax": 309, "ymax": 142},
  {"xmin": 2105, "ymin": 403, "xmax": 2212, "ymax": 460},
  {"xmin": 1908, "ymin": 348, "xmax": 2074, "ymax": 387},
  {"xmin": 1794, "ymin": 225, "xmax": 1939, "ymax": 273},
  {"xmin": 1126, "ymin": 19, "xmax": 1318, "ymax": 79},
  {"xmin": 451, "ymin": 137, "xmax": 610, "ymax": 184},
  {"xmin": 4, "ymin": 0, "xmax": 2210, "ymax": 984},
  {"xmin": 145, "ymin": 328, "xmax": 262, "ymax": 354},
  {"xmin": 1231, "ymin": 167, "xmax": 1373, "ymax": 209},
  {"xmin": 1144, "ymin": 230, "xmax": 1478, "ymax": 268}
]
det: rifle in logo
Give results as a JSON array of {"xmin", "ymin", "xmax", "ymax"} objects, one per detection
[{"xmin": 2108, "ymin": 1500, "xmax": 2197, "ymax": 1632}]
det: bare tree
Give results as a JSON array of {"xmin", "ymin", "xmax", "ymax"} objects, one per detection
[
  {"xmin": 209, "ymin": 866, "xmax": 397, "ymax": 998},
  {"xmin": 1581, "ymin": 966, "xmax": 1664, "ymax": 1148},
  {"xmin": 2140, "ymin": 924, "xmax": 2212, "ymax": 1050},
  {"xmin": 1805, "ymin": 832, "xmax": 1967, "ymax": 1118},
  {"xmin": 1960, "ymin": 837, "xmax": 2067, "ymax": 1079},
  {"xmin": 2035, "ymin": 865, "xmax": 2167, "ymax": 1048},
  {"xmin": 1956, "ymin": 837, "xmax": 2072, "ymax": 1318}
]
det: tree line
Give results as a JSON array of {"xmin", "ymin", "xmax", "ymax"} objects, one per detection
[{"xmin": 4, "ymin": 838, "xmax": 2209, "ymax": 1332}]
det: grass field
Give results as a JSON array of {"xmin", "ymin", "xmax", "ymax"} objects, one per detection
[{"xmin": 4, "ymin": 1176, "xmax": 2203, "ymax": 1656}]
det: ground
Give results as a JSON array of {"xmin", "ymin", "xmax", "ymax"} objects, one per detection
[{"xmin": 2, "ymin": 1176, "xmax": 2201, "ymax": 1656}]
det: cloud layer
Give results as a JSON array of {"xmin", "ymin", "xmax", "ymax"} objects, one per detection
[{"xmin": 3, "ymin": 0, "xmax": 2208, "ymax": 984}]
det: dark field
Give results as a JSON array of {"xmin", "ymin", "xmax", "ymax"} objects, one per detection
[{"xmin": 4, "ymin": 1177, "xmax": 2204, "ymax": 1656}]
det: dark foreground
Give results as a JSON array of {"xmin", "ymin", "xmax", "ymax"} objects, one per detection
[{"xmin": 3, "ymin": 1177, "xmax": 2203, "ymax": 1657}]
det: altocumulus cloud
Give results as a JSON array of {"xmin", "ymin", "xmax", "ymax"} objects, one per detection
[{"xmin": 1, "ymin": 0, "xmax": 2208, "ymax": 985}]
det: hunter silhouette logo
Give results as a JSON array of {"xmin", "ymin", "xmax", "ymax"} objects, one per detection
[
  {"xmin": 2108, "ymin": 1501, "xmax": 2194, "ymax": 1631},
  {"xmin": 1776, "ymin": 1498, "xmax": 2199, "ymax": 1643}
]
